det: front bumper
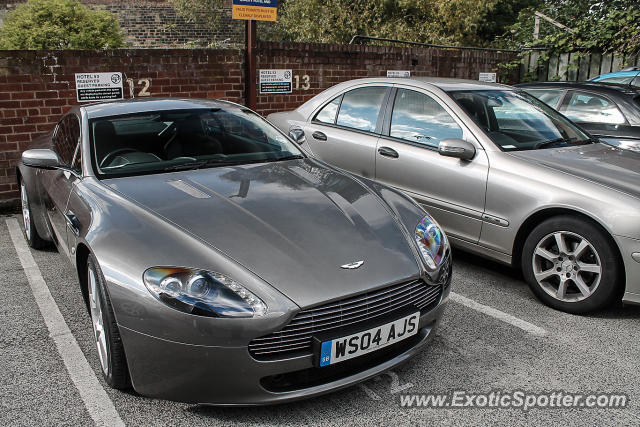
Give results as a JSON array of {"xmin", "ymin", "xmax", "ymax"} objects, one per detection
[
  {"xmin": 119, "ymin": 289, "xmax": 449, "ymax": 406},
  {"xmin": 615, "ymin": 234, "xmax": 640, "ymax": 305}
]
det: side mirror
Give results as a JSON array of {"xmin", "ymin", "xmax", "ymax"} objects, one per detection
[
  {"xmin": 438, "ymin": 139, "xmax": 476, "ymax": 161},
  {"xmin": 22, "ymin": 149, "xmax": 61, "ymax": 169},
  {"xmin": 289, "ymin": 128, "xmax": 306, "ymax": 144}
]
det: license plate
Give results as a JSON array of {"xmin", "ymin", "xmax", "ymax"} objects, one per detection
[{"xmin": 318, "ymin": 312, "xmax": 420, "ymax": 367}]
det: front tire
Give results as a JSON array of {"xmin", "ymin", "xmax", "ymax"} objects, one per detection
[
  {"xmin": 20, "ymin": 181, "xmax": 46, "ymax": 249},
  {"xmin": 521, "ymin": 216, "xmax": 621, "ymax": 314},
  {"xmin": 87, "ymin": 254, "xmax": 131, "ymax": 389}
]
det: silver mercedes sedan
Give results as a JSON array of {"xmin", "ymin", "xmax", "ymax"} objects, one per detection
[
  {"xmin": 16, "ymin": 98, "xmax": 451, "ymax": 405},
  {"xmin": 268, "ymin": 77, "xmax": 640, "ymax": 314}
]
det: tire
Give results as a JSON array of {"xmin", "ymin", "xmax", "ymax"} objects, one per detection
[
  {"xmin": 521, "ymin": 215, "xmax": 621, "ymax": 314},
  {"xmin": 87, "ymin": 254, "xmax": 131, "ymax": 389},
  {"xmin": 20, "ymin": 180, "xmax": 47, "ymax": 249}
]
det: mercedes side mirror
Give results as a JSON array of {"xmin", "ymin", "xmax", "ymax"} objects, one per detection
[
  {"xmin": 22, "ymin": 149, "xmax": 61, "ymax": 169},
  {"xmin": 289, "ymin": 128, "xmax": 306, "ymax": 144},
  {"xmin": 438, "ymin": 139, "xmax": 476, "ymax": 161}
]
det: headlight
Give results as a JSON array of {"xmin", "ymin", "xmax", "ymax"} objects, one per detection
[
  {"xmin": 143, "ymin": 267, "xmax": 267, "ymax": 318},
  {"xmin": 414, "ymin": 215, "xmax": 448, "ymax": 270}
]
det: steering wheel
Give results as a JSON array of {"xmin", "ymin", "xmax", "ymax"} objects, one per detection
[{"xmin": 100, "ymin": 148, "xmax": 138, "ymax": 168}]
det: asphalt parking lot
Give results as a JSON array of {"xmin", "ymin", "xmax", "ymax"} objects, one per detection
[{"xmin": 1, "ymin": 212, "xmax": 640, "ymax": 426}]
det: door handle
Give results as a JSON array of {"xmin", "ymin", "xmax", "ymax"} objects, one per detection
[
  {"xmin": 378, "ymin": 146, "xmax": 399, "ymax": 158},
  {"xmin": 312, "ymin": 131, "xmax": 327, "ymax": 141},
  {"xmin": 64, "ymin": 211, "xmax": 81, "ymax": 236}
]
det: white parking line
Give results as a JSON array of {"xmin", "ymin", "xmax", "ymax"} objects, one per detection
[
  {"xmin": 6, "ymin": 218, "xmax": 125, "ymax": 427},
  {"xmin": 450, "ymin": 292, "xmax": 547, "ymax": 337}
]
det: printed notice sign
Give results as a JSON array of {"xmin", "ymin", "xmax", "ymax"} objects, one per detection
[
  {"xmin": 232, "ymin": 0, "xmax": 277, "ymax": 21},
  {"xmin": 259, "ymin": 69, "xmax": 292, "ymax": 94},
  {"xmin": 387, "ymin": 70, "xmax": 411, "ymax": 78},
  {"xmin": 75, "ymin": 72, "xmax": 123, "ymax": 102},
  {"xmin": 479, "ymin": 72, "xmax": 497, "ymax": 83}
]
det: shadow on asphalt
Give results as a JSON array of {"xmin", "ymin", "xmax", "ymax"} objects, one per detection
[
  {"xmin": 450, "ymin": 247, "xmax": 640, "ymax": 320},
  {"xmin": 450, "ymin": 247, "xmax": 522, "ymax": 280}
]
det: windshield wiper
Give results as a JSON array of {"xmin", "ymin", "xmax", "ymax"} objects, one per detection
[
  {"xmin": 534, "ymin": 137, "xmax": 594, "ymax": 150},
  {"xmin": 534, "ymin": 138, "xmax": 573, "ymax": 150},
  {"xmin": 270, "ymin": 154, "xmax": 304, "ymax": 162},
  {"xmin": 163, "ymin": 155, "xmax": 304, "ymax": 172},
  {"xmin": 163, "ymin": 161, "xmax": 208, "ymax": 171}
]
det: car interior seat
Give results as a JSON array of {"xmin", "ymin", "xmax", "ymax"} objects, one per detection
[
  {"xmin": 93, "ymin": 120, "xmax": 118, "ymax": 165},
  {"xmin": 457, "ymin": 97, "xmax": 490, "ymax": 131},
  {"xmin": 164, "ymin": 115, "xmax": 223, "ymax": 159}
]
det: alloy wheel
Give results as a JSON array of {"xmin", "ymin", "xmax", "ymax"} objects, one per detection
[
  {"xmin": 532, "ymin": 231, "xmax": 602, "ymax": 302},
  {"xmin": 20, "ymin": 183, "xmax": 31, "ymax": 240},
  {"xmin": 88, "ymin": 265, "xmax": 110, "ymax": 375}
]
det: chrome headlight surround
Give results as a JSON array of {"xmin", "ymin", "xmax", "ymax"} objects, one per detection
[
  {"xmin": 414, "ymin": 214, "xmax": 448, "ymax": 271},
  {"xmin": 143, "ymin": 267, "xmax": 267, "ymax": 318}
]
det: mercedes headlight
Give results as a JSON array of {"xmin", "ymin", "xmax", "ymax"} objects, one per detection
[
  {"xmin": 143, "ymin": 267, "xmax": 267, "ymax": 318},
  {"xmin": 414, "ymin": 215, "xmax": 448, "ymax": 270}
]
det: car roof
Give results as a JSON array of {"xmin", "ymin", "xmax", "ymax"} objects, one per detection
[
  {"xmin": 80, "ymin": 97, "xmax": 243, "ymax": 119},
  {"xmin": 319, "ymin": 77, "xmax": 513, "ymax": 92},
  {"xmin": 515, "ymin": 81, "xmax": 640, "ymax": 96},
  {"xmin": 593, "ymin": 70, "xmax": 640, "ymax": 78}
]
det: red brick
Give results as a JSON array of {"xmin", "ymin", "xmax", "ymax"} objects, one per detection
[
  {"xmin": 0, "ymin": 84, "xmax": 22, "ymax": 92},
  {"xmin": 0, "ymin": 101, "xmax": 21, "ymax": 109},
  {"xmin": 12, "ymin": 125, "xmax": 37, "ymax": 133},
  {"xmin": 0, "ymin": 117, "xmax": 22, "ymax": 126},
  {"xmin": 0, "ymin": 142, "xmax": 18, "ymax": 151},
  {"xmin": 5, "ymin": 133, "xmax": 30, "ymax": 144},
  {"xmin": 19, "ymin": 100, "xmax": 44, "ymax": 108},
  {"xmin": 35, "ymin": 91, "xmax": 59, "ymax": 99},
  {"xmin": 44, "ymin": 99, "xmax": 67, "ymax": 107},
  {"xmin": 23, "ymin": 83, "xmax": 47, "ymax": 91},
  {"xmin": 11, "ymin": 92, "xmax": 35, "ymax": 100}
]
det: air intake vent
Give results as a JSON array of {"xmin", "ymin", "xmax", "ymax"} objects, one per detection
[{"xmin": 249, "ymin": 278, "xmax": 441, "ymax": 360}]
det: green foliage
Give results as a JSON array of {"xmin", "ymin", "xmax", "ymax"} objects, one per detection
[
  {"xmin": 172, "ymin": 0, "xmax": 536, "ymax": 47},
  {"xmin": 0, "ymin": 0, "xmax": 125, "ymax": 49},
  {"xmin": 273, "ymin": 0, "xmax": 543, "ymax": 46},
  {"xmin": 173, "ymin": 0, "xmax": 225, "ymax": 30},
  {"xmin": 506, "ymin": 0, "xmax": 640, "ymax": 55},
  {"xmin": 173, "ymin": 0, "xmax": 639, "ymax": 58}
]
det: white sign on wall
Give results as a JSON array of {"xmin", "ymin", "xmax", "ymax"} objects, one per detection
[
  {"xmin": 387, "ymin": 70, "xmax": 411, "ymax": 78},
  {"xmin": 75, "ymin": 72, "xmax": 124, "ymax": 102},
  {"xmin": 479, "ymin": 72, "xmax": 497, "ymax": 83},
  {"xmin": 259, "ymin": 69, "xmax": 292, "ymax": 94}
]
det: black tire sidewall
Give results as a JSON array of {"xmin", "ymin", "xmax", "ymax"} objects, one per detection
[
  {"xmin": 521, "ymin": 216, "xmax": 621, "ymax": 314},
  {"xmin": 87, "ymin": 254, "xmax": 130, "ymax": 389},
  {"xmin": 20, "ymin": 182, "xmax": 45, "ymax": 249}
]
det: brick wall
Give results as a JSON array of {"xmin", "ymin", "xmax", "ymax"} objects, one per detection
[
  {"xmin": 256, "ymin": 42, "xmax": 518, "ymax": 117},
  {"xmin": 0, "ymin": 48, "xmax": 244, "ymax": 206},
  {"xmin": 0, "ymin": 43, "xmax": 517, "ymax": 207}
]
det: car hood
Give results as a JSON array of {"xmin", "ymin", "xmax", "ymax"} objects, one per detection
[
  {"xmin": 509, "ymin": 143, "xmax": 640, "ymax": 199},
  {"xmin": 104, "ymin": 159, "xmax": 421, "ymax": 308}
]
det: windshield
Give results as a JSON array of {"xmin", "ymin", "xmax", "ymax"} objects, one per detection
[
  {"xmin": 90, "ymin": 107, "xmax": 303, "ymax": 178},
  {"xmin": 449, "ymin": 90, "xmax": 592, "ymax": 151}
]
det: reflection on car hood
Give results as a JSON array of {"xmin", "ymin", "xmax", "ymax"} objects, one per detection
[
  {"xmin": 510, "ymin": 143, "xmax": 640, "ymax": 199},
  {"xmin": 105, "ymin": 159, "xmax": 420, "ymax": 307}
]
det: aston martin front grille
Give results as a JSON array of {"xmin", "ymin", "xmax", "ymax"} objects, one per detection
[{"xmin": 248, "ymin": 279, "xmax": 441, "ymax": 360}]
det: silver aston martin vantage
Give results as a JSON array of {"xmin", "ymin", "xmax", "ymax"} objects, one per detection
[{"xmin": 16, "ymin": 98, "xmax": 451, "ymax": 405}]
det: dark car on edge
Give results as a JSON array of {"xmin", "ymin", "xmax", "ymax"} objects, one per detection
[{"xmin": 516, "ymin": 81, "xmax": 640, "ymax": 151}]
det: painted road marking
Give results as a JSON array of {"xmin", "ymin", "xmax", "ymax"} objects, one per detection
[
  {"xmin": 7, "ymin": 217, "xmax": 125, "ymax": 427},
  {"xmin": 450, "ymin": 292, "xmax": 548, "ymax": 337}
]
